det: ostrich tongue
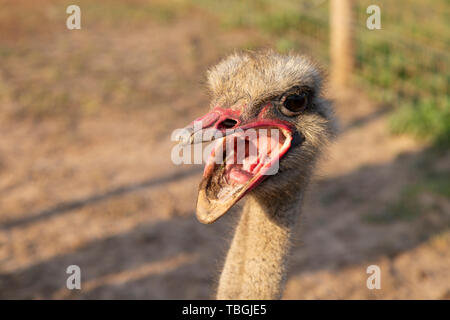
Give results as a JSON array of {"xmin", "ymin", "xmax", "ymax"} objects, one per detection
[{"xmin": 196, "ymin": 126, "xmax": 292, "ymax": 224}]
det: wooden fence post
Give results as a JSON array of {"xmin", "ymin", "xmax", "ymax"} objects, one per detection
[{"xmin": 330, "ymin": 0, "xmax": 355, "ymax": 88}]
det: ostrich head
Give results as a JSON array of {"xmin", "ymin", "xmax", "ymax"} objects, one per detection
[{"xmin": 180, "ymin": 51, "xmax": 334, "ymax": 224}]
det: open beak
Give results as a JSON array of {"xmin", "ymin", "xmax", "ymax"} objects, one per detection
[{"xmin": 179, "ymin": 107, "xmax": 299, "ymax": 224}]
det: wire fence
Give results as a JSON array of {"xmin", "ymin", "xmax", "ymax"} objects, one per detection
[{"xmin": 228, "ymin": 0, "xmax": 449, "ymax": 145}]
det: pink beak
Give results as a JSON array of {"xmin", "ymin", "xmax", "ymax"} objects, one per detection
[
  {"xmin": 178, "ymin": 105, "xmax": 301, "ymax": 224},
  {"xmin": 178, "ymin": 107, "xmax": 242, "ymax": 145}
]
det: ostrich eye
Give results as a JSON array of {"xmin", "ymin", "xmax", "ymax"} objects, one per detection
[{"xmin": 280, "ymin": 93, "xmax": 308, "ymax": 116}]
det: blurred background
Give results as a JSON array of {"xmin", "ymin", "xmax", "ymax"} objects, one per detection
[{"xmin": 0, "ymin": 0, "xmax": 448, "ymax": 299}]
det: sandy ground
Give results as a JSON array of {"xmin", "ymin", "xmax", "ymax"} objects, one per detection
[{"xmin": 0, "ymin": 4, "xmax": 449, "ymax": 299}]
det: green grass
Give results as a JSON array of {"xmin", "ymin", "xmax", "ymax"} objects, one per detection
[
  {"xmin": 194, "ymin": 0, "xmax": 329, "ymax": 56},
  {"xmin": 196, "ymin": 0, "xmax": 450, "ymax": 148},
  {"xmin": 355, "ymin": 0, "xmax": 450, "ymax": 148},
  {"xmin": 390, "ymin": 97, "xmax": 450, "ymax": 148},
  {"xmin": 79, "ymin": 0, "xmax": 193, "ymax": 25}
]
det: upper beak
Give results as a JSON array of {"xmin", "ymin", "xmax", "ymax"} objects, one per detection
[{"xmin": 177, "ymin": 107, "xmax": 242, "ymax": 145}]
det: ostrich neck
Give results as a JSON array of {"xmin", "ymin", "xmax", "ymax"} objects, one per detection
[{"xmin": 216, "ymin": 194, "xmax": 302, "ymax": 299}]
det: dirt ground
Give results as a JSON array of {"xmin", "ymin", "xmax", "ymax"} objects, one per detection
[{"xmin": 0, "ymin": 3, "xmax": 449, "ymax": 299}]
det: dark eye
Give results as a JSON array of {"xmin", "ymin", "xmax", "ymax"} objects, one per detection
[{"xmin": 280, "ymin": 93, "xmax": 308, "ymax": 116}]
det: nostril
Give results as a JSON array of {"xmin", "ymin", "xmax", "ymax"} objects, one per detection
[{"xmin": 218, "ymin": 118, "xmax": 238, "ymax": 129}]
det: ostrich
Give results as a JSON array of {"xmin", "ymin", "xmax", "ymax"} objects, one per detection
[{"xmin": 179, "ymin": 51, "xmax": 334, "ymax": 299}]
